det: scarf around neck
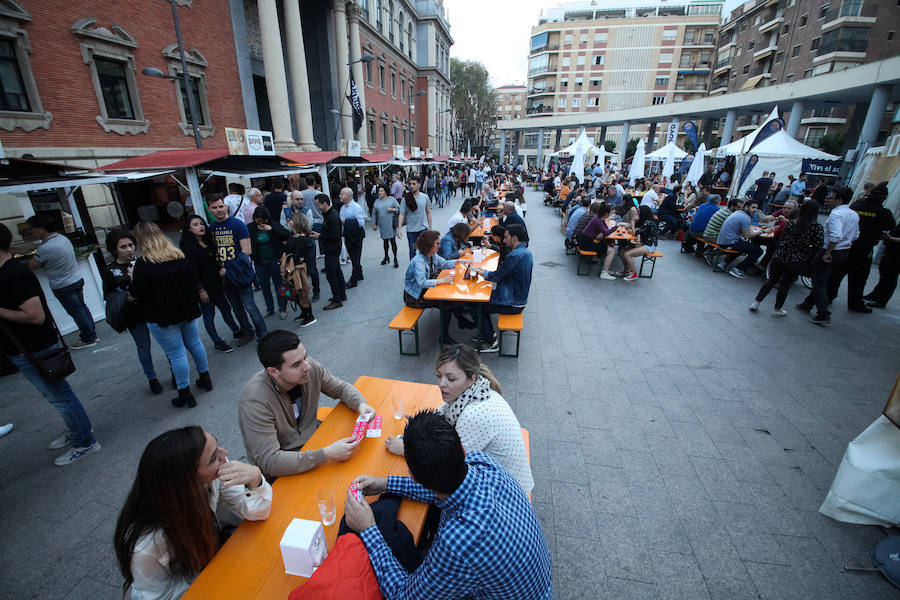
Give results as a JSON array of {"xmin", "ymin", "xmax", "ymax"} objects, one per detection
[{"xmin": 440, "ymin": 375, "xmax": 492, "ymax": 427}]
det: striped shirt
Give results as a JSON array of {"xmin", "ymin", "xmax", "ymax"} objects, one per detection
[{"xmin": 703, "ymin": 207, "xmax": 732, "ymax": 242}]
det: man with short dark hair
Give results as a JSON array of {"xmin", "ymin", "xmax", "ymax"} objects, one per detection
[
  {"xmin": 703, "ymin": 197, "xmax": 742, "ymax": 255},
  {"xmin": 315, "ymin": 194, "xmax": 346, "ymax": 310},
  {"xmin": 223, "ymin": 182, "xmax": 247, "ymax": 220},
  {"xmin": 26, "ymin": 215, "xmax": 98, "ymax": 349},
  {"xmin": 345, "ymin": 410, "xmax": 552, "ymax": 599},
  {"xmin": 682, "ymin": 194, "xmax": 720, "ymax": 254},
  {"xmin": 472, "ymin": 224, "xmax": 532, "ymax": 352},
  {"xmin": 0, "ymin": 223, "xmax": 100, "ymax": 466},
  {"xmin": 716, "ymin": 199, "xmax": 765, "ymax": 279},
  {"xmin": 238, "ymin": 330, "xmax": 374, "ymax": 478},
  {"xmin": 263, "ymin": 179, "xmax": 287, "ymax": 219}
]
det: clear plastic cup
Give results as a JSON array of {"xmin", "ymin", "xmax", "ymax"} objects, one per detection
[
  {"xmin": 316, "ymin": 488, "xmax": 336, "ymax": 526},
  {"xmin": 392, "ymin": 395, "xmax": 405, "ymax": 420}
]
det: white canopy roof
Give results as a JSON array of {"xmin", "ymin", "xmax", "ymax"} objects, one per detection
[
  {"xmin": 645, "ymin": 141, "xmax": 688, "ymax": 160},
  {"xmin": 714, "ymin": 107, "xmax": 838, "ymax": 160},
  {"xmin": 551, "ymin": 130, "xmax": 610, "ymax": 161}
]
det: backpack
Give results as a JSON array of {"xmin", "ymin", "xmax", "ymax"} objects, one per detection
[{"xmin": 279, "ymin": 253, "xmax": 309, "ymax": 310}]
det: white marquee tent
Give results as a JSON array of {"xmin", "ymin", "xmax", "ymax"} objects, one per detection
[
  {"xmin": 645, "ymin": 142, "xmax": 688, "ymax": 161},
  {"xmin": 551, "ymin": 130, "xmax": 612, "ymax": 164}
]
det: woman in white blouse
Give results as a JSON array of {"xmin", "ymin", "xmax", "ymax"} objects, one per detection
[
  {"xmin": 114, "ymin": 426, "xmax": 272, "ymax": 600},
  {"xmin": 385, "ymin": 344, "xmax": 534, "ymax": 496}
]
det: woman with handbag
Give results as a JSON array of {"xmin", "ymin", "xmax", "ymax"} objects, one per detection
[
  {"xmin": 0, "ymin": 223, "xmax": 100, "ymax": 466},
  {"xmin": 131, "ymin": 221, "xmax": 211, "ymax": 409},
  {"xmin": 114, "ymin": 426, "xmax": 271, "ymax": 600},
  {"xmin": 750, "ymin": 200, "xmax": 824, "ymax": 316},
  {"xmin": 372, "ymin": 183, "xmax": 400, "ymax": 267},
  {"xmin": 179, "ymin": 215, "xmax": 241, "ymax": 353},
  {"xmin": 284, "ymin": 211, "xmax": 317, "ymax": 327},
  {"xmin": 101, "ymin": 229, "xmax": 162, "ymax": 395}
]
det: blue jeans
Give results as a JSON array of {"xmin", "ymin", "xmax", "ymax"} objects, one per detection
[
  {"xmin": 8, "ymin": 346, "xmax": 94, "ymax": 448},
  {"xmin": 199, "ymin": 290, "xmax": 240, "ymax": 344},
  {"xmin": 255, "ymin": 259, "xmax": 287, "ymax": 313},
  {"xmin": 128, "ymin": 320, "xmax": 157, "ymax": 381},
  {"xmin": 147, "ymin": 319, "xmax": 209, "ymax": 390},
  {"xmin": 478, "ymin": 303, "xmax": 523, "ymax": 340},
  {"xmin": 51, "ymin": 279, "xmax": 97, "ymax": 343},
  {"xmin": 223, "ymin": 280, "xmax": 268, "ymax": 339},
  {"xmin": 406, "ymin": 230, "xmax": 423, "ymax": 260},
  {"xmin": 723, "ymin": 239, "xmax": 764, "ymax": 273}
]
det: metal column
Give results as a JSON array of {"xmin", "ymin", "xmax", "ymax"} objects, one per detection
[
  {"xmin": 785, "ymin": 101, "xmax": 805, "ymax": 138},
  {"xmin": 720, "ymin": 110, "xmax": 737, "ymax": 146},
  {"xmin": 499, "ymin": 130, "xmax": 507, "ymax": 161},
  {"xmin": 537, "ymin": 128, "xmax": 545, "ymax": 169},
  {"xmin": 647, "ymin": 122, "xmax": 657, "ymax": 152},
  {"xmin": 618, "ymin": 121, "xmax": 630, "ymax": 168}
]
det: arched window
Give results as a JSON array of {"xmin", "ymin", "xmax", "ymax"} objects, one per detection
[
  {"xmin": 398, "ymin": 12, "xmax": 404, "ymax": 51},
  {"xmin": 407, "ymin": 23, "xmax": 413, "ymax": 59},
  {"xmin": 388, "ymin": 1, "xmax": 394, "ymax": 42}
]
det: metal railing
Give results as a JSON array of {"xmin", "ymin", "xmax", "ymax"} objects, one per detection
[
  {"xmin": 823, "ymin": 2, "xmax": 877, "ymax": 22},
  {"xmin": 525, "ymin": 105, "xmax": 553, "ymax": 115},
  {"xmin": 817, "ymin": 35, "xmax": 869, "ymax": 55}
]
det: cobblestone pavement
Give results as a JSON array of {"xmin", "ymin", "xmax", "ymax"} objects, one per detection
[{"xmin": 1, "ymin": 188, "xmax": 899, "ymax": 599}]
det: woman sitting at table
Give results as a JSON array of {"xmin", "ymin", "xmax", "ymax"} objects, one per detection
[
  {"xmin": 579, "ymin": 202, "xmax": 620, "ymax": 281},
  {"xmin": 438, "ymin": 222, "xmax": 471, "ymax": 260},
  {"xmin": 616, "ymin": 196, "xmax": 638, "ymax": 229},
  {"xmin": 114, "ymin": 426, "xmax": 272, "ymax": 600},
  {"xmin": 619, "ymin": 205, "xmax": 659, "ymax": 282},
  {"xmin": 657, "ymin": 186, "xmax": 682, "ymax": 239},
  {"xmin": 385, "ymin": 344, "xmax": 533, "ymax": 496},
  {"xmin": 403, "ymin": 230, "xmax": 474, "ymax": 343},
  {"xmin": 682, "ymin": 183, "xmax": 700, "ymax": 213}
]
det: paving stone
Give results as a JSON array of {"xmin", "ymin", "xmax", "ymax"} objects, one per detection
[
  {"xmin": 551, "ymin": 481, "xmax": 598, "ymax": 539},
  {"xmin": 594, "ymin": 512, "xmax": 655, "ymax": 583},
  {"xmin": 548, "ymin": 439, "xmax": 588, "ymax": 484},
  {"xmin": 650, "ymin": 550, "xmax": 711, "ymax": 600}
]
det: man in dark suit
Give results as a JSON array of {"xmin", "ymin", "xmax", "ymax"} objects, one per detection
[{"xmin": 314, "ymin": 194, "xmax": 346, "ymax": 310}]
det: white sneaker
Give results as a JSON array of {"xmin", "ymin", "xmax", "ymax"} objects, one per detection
[
  {"xmin": 728, "ymin": 268, "xmax": 748, "ymax": 280},
  {"xmin": 55, "ymin": 440, "xmax": 100, "ymax": 466},
  {"xmin": 599, "ymin": 271, "xmax": 616, "ymax": 280},
  {"xmin": 749, "ymin": 301, "xmax": 759, "ymax": 312},
  {"xmin": 0, "ymin": 423, "xmax": 12, "ymax": 438},
  {"xmin": 771, "ymin": 309, "xmax": 787, "ymax": 317},
  {"xmin": 49, "ymin": 431, "xmax": 72, "ymax": 450}
]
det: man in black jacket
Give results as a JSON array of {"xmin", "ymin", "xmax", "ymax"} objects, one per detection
[
  {"xmin": 827, "ymin": 182, "xmax": 895, "ymax": 313},
  {"xmin": 314, "ymin": 194, "xmax": 346, "ymax": 310}
]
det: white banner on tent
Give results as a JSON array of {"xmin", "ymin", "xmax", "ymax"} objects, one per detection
[{"xmin": 666, "ymin": 121, "xmax": 680, "ymax": 145}]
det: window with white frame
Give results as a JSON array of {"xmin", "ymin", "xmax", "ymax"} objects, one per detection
[
  {"xmin": 558, "ymin": 97, "xmax": 566, "ymax": 107},
  {"xmin": 72, "ymin": 18, "xmax": 148, "ymax": 135},
  {"xmin": 580, "ymin": 33, "xmax": 587, "ymax": 44},
  {"xmin": 571, "ymin": 97, "xmax": 581, "ymax": 107},
  {"xmin": 562, "ymin": 56, "xmax": 570, "ymax": 67},
  {"xmin": 594, "ymin": 32, "xmax": 608, "ymax": 43},
  {"xmin": 575, "ymin": 77, "xmax": 583, "ymax": 86},
  {"xmin": 576, "ymin": 55, "xmax": 585, "ymax": 66},
  {"xmin": 0, "ymin": 2, "xmax": 51, "ymax": 132},
  {"xmin": 659, "ymin": 53, "xmax": 673, "ymax": 63},
  {"xmin": 588, "ymin": 97, "xmax": 599, "ymax": 106},
  {"xmin": 662, "ymin": 30, "xmax": 677, "ymax": 41},
  {"xmin": 560, "ymin": 78, "xmax": 568, "ymax": 87},
  {"xmin": 652, "ymin": 96, "xmax": 666, "ymax": 104},
  {"xmin": 564, "ymin": 34, "xmax": 573, "ymax": 45},
  {"xmin": 593, "ymin": 55, "xmax": 605, "ymax": 65},
  {"xmin": 655, "ymin": 76, "xmax": 669, "ymax": 85},
  {"xmin": 805, "ymin": 126, "xmax": 827, "ymax": 147}
]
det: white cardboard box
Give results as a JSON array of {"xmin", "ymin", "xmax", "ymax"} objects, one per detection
[{"xmin": 279, "ymin": 518, "xmax": 328, "ymax": 577}]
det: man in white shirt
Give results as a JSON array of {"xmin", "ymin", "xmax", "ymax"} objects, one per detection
[
  {"xmin": 448, "ymin": 198, "xmax": 476, "ymax": 231},
  {"xmin": 242, "ymin": 188, "xmax": 264, "ymax": 224},
  {"xmin": 339, "ymin": 187, "xmax": 366, "ymax": 288},
  {"xmin": 223, "ymin": 182, "xmax": 247, "ymax": 221},
  {"xmin": 796, "ymin": 187, "xmax": 859, "ymax": 325},
  {"xmin": 640, "ymin": 185, "xmax": 661, "ymax": 213}
]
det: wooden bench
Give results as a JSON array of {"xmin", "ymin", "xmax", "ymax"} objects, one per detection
[
  {"xmin": 389, "ymin": 307, "xmax": 424, "ymax": 356},
  {"xmin": 639, "ymin": 250, "xmax": 663, "ymax": 278},
  {"xmin": 498, "ymin": 312, "xmax": 523, "ymax": 358},
  {"xmin": 576, "ymin": 247, "xmax": 597, "ymax": 276},
  {"xmin": 697, "ymin": 237, "xmax": 740, "ymax": 272}
]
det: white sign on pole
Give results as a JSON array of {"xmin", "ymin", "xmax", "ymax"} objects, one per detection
[
  {"xmin": 393, "ymin": 145, "xmax": 405, "ymax": 159},
  {"xmin": 411, "ymin": 146, "xmax": 421, "ymax": 158},
  {"xmin": 226, "ymin": 127, "xmax": 276, "ymax": 155},
  {"xmin": 347, "ymin": 140, "xmax": 361, "ymax": 157},
  {"xmin": 666, "ymin": 121, "xmax": 680, "ymax": 145}
]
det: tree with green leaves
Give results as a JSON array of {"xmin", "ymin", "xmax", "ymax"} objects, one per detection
[
  {"xmin": 450, "ymin": 58, "xmax": 496, "ymax": 156},
  {"xmin": 603, "ymin": 140, "xmax": 616, "ymax": 153},
  {"xmin": 818, "ymin": 133, "xmax": 845, "ymax": 156},
  {"xmin": 626, "ymin": 138, "xmax": 640, "ymax": 158}
]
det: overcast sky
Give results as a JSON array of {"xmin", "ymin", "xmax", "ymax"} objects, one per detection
[{"xmin": 445, "ymin": 0, "xmax": 745, "ymax": 87}]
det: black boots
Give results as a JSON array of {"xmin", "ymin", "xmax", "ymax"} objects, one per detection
[
  {"xmin": 148, "ymin": 378, "xmax": 162, "ymax": 395},
  {"xmin": 295, "ymin": 308, "xmax": 317, "ymax": 328},
  {"xmin": 196, "ymin": 371, "xmax": 213, "ymax": 392},
  {"xmin": 172, "ymin": 387, "xmax": 197, "ymax": 408}
]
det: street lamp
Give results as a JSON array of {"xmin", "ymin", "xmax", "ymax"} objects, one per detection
[
  {"xmin": 437, "ymin": 108, "xmax": 452, "ymax": 155},
  {"xmin": 408, "ymin": 90, "xmax": 426, "ymax": 152},
  {"xmin": 141, "ymin": 0, "xmax": 202, "ymax": 149}
]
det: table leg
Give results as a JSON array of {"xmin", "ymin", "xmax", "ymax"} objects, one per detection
[
  {"xmin": 476, "ymin": 303, "xmax": 483, "ymax": 352},
  {"xmin": 438, "ymin": 301, "xmax": 446, "ymax": 346}
]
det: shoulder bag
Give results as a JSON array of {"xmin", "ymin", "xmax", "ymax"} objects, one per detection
[{"xmin": 0, "ymin": 310, "xmax": 76, "ymax": 383}]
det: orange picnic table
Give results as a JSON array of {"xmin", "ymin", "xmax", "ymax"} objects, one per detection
[
  {"xmin": 469, "ymin": 217, "xmax": 497, "ymax": 238},
  {"xmin": 181, "ymin": 376, "xmax": 443, "ymax": 600},
  {"xmin": 423, "ymin": 250, "xmax": 498, "ymax": 346}
]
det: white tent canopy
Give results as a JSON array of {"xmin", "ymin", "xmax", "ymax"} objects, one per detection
[
  {"xmin": 646, "ymin": 141, "xmax": 688, "ymax": 161},
  {"xmin": 550, "ymin": 130, "xmax": 611, "ymax": 163}
]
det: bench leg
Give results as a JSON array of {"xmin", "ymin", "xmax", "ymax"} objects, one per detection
[
  {"xmin": 499, "ymin": 330, "xmax": 520, "ymax": 358},
  {"xmin": 577, "ymin": 256, "xmax": 591, "ymax": 276},
  {"xmin": 398, "ymin": 322, "xmax": 420, "ymax": 356},
  {"xmin": 639, "ymin": 256, "xmax": 656, "ymax": 278}
]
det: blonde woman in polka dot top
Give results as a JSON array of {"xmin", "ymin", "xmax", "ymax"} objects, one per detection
[{"xmin": 385, "ymin": 344, "xmax": 534, "ymax": 496}]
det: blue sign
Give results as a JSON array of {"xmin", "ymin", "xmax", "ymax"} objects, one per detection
[{"xmin": 802, "ymin": 159, "xmax": 842, "ymax": 176}]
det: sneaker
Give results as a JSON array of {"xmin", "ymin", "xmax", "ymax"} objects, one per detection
[
  {"xmin": 235, "ymin": 333, "xmax": 254, "ymax": 347},
  {"xmin": 749, "ymin": 301, "xmax": 759, "ymax": 312},
  {"xmin": 70, "ymin": 339, "xmax": 98, "ymax": 350},
  {"xmin": 599, "ymin": 271, "xmax": 616, "ymax": 280},
  {"xmin": 296, "ymin": 314, "xmax": 317, "ymax": 327},
  {"xmin": 54, "ymin": 440, "xmax": 100, "ymax": 466},
  {"xmin": 809, "ymin": 314, "xmax": 831, "ymax": 326},
  {"xmin": 794, "ymin": 303, "xmax": 811, "ymax": 314},
  {"xmin": 623, "ymin": 272, "xmax": 638, "ymax": 282},
  {"xmin": 311, "ymin": 291, "xmax": 320, "ymax": 302},
  {"xmin": 214, "ymin": 341, "xmax": 234, "ymax": 353},
  {"xmin": 728, "ymin": 268, "xmax": 748, "ymax": 279},
  {"xmin": 264, "ymin": 310, "xmax": 275, "ymax": 318},
  {"xmin": 49, "ymin": 431, "xmax": 72, "ymax": 450},
  {"xmin": 771, "ymin": 309, "xmax": 787, "ymax": 317},
  {"xmin": 0, "ymin": 423, "xmax": 12, "ymax": 438},
  {"xmin": 478, "ymin": 338, "xmax": 501, "ymax": 353},
  {"xmin": 323, "ymin": 302, "xmax": 343, "ymax": 310}
]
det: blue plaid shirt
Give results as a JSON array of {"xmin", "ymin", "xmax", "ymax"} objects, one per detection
[{"xmin": 359, "ymin": 452, "xmax": 552, "ymax": 600}]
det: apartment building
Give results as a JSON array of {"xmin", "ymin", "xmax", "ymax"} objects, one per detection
[
  {"xmin": 711, "ymin": 0, "xmax": 896, "ymax": 148},
  {"xmin": 522, "ymin": 0, "xmax": 724, "ymax": 163},
  {"xmin": 489, "ymin": 85, "xmax": 526, "ymax": 156}
]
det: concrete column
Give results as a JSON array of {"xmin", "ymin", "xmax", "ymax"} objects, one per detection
[
  {"xmin": 647, "ymin": 122, "xmax": 657, "ymax": 152},
  {"xmin": 702, "ymin": 118, "xmax": 714, "ymax": 146},
  {"xmin": 858, "ymin": 85, "xmax": 890, "ymax": 149},
  {"xmin": 283, "ymin": 0, "xmax": 319, "ymax": 151},
  {"xmin": 257, "ymin": 0, "xmax": 296, "ymax": 152},
  {"xmin": 554, "ymin": 128, "xmax": 562, "ymax": 151},
  {"xmin": 537, "ymin": 128, "xmax": 545, "ymax": 169},
  {"xmin": 499, "ymin": 130, "xmax": 507, "ymax": 160},
  {"xmin": 512, "ymin": 132, "xmax": 520, "ymax": 163},
  {"xmin": 619, "ymin": 121, "xmax": 630, "ymax": 167},
  {"xmin": 785, "ymin": 101, "xmax": 804, "ymax": 139},
  {"xmin": 720, "ymin": 109, "xmax": 737, "ymax": 146},
  {"xmin": 347, "ymin": 5, "xmax": 368, "ymax": 150},
  {"xmin": 599, "ymin": 125, "xmax": 607, "ymax": 147},
  {"xmin": 332, "ymin": 0, "xmax": 354, "ymax": 147}
]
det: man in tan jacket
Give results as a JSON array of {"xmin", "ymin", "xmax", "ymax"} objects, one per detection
[{"xmin": 238, "ymin": 330, "xmax": 375, "ymax": 478}]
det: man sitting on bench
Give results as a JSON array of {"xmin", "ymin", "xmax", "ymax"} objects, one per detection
[{"xmin": 716, "ymin": 199, "xmax": 765, "ymax": 279}]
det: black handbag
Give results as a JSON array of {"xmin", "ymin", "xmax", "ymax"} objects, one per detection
[
  {"xmin": 104, "ymin": 289, "xmax": 136, "ymax": 333},
  {"xmin": 0, "ymin": 310, "xmax": 76, "ymax": 383}
]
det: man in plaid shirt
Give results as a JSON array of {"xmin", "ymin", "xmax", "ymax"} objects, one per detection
[{"xmin": 344, "ymin": 410, "xmax": 552, "ymax": 599}]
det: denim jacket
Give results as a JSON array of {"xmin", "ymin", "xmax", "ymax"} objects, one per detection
[
  {"xmin": 486, "ymin": 245, "xmax": 532, "ymax": 307},
  {"xmin": 438, "ymin": 230, "xmax": 464, "ymax": 260},
  {"xmin": 404, "ymin": 252, "xmax": 457, "ymax": 299}
]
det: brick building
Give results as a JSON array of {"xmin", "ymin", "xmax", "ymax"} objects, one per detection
[
  {"xmin": 711, "ymin": 0, "xmax": 897, "ymax": 149},
  {"xmin": 489, "ymin": 84, "xmax": 526, "ymax": 156}
]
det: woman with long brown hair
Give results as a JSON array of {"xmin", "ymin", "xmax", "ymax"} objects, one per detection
[
  {"xmin": 131, "ymin": 221, "xmax": 210, "ymax": 408},
  {"xmin": 114, "ymin": 426, "xmax": 271, "ymax": 599},
  {"xmin": 384, "ymin": 344, "xmax": 533, "ymax": 495}
]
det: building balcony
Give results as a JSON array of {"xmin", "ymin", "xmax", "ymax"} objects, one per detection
[
  {"xmin": 709, "ymin": 83, "xmax": 729, "ymax": 95},
  {"xmin": 758, "ymin": 15, "xmax": 784, "ymax": 34},
  {"xmin": 675, "ymin": 83, "xmax": 709, "ymax": 92},
  {"xmin": 527, "ymin": 63, "xmax": 558, "ymax": 77},
  {"xmin": 677, "ymin": 62, "xmax": 711, "ymax": 74},
  {"xmin": 718, "ymin": 39, "xmax": 736, "ymax": 52},
  {"xmin": 821, "ymin": 3, "xmax": 877, "ymax": 34},
  {"xmin": 527, "ymin": 87, "xmax": 555, "ymax": 97},
  {"xmin": 753, "ymin": 45, "xmax": 777, "ymax": 61},
  {"xmin": 529, "ymin": 43, "xmax": 560, "ymax": 56},
  {"xmin": 525, "ymin": 105, "xmax": 554, "ymax": 116},
  {"xmin": 683, "ymin": 38, "xmax": 717, "ymax": 48}
]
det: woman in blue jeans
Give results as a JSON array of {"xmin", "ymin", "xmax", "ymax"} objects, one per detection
[
  {"xmin": 179, "ymin": 215, "xmax": 240, "ymax": 352},
  {"xmin": 132, "ymin": 221, "xmax": 210, "ymax": 408},
  {"xmin": 100, "ymin": 229, "xmax": 162, "ymax": 394},
  {"xmin": 247, "ymin": 206, "xmax": 290, "ymax": 319}
]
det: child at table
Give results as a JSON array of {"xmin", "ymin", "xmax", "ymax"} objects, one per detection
[{"xmin": 620, "ymin": 205, "xmax": 659, "ymax": 282}]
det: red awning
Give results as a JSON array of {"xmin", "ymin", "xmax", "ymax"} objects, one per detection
[
  {"xmin": 362, "ymin": 152, "xmax": 394, "ymax": 162},
  {"xmin": 432, "ymin": 155, "xmax": 450, "ymax": 162},
  {"xmin": 280, "ymin": 151, "xmax": 342, "ymax": 165},
  {"xmin": 101, "ymin": 148, "xmax": 231, "ymax": 171}
]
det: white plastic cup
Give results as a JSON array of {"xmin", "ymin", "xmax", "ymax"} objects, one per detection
[
  {"xmin": 316, "ymin": 488, "xmax": 336, "ymax": 526},
  {"xmin": 392, "ymin": 395, "xmax": 405, "ymax": 420}
]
